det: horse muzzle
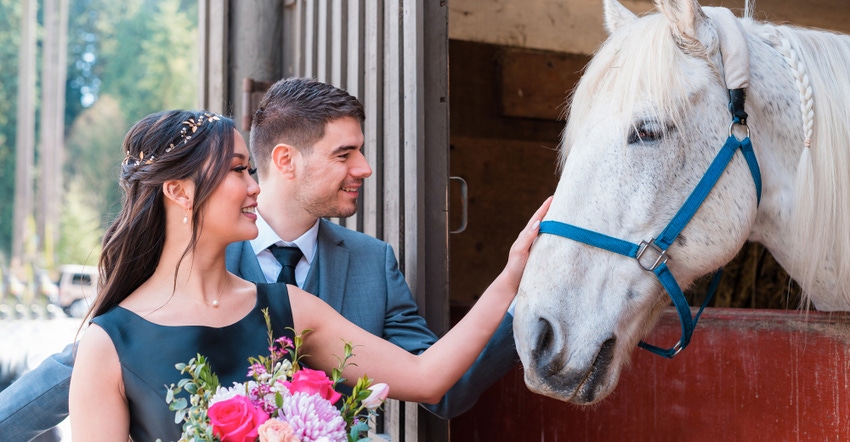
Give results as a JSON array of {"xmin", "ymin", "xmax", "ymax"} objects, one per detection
[{"xmin": 516, "ymin": 312, "xmax": 619, "ymax": 404}]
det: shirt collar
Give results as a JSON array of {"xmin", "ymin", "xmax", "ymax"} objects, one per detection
[{"xmin": 251, "ymin": 212, "xmax": 319, "ymax": 264}]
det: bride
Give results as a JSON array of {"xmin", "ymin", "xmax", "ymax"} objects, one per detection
[{"xmin": 68, "ymin": 109, "xmax": 550, "ymax": 441}]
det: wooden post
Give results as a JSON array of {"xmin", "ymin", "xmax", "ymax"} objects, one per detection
[
  {"xmin": 229, "ymin": 0, "xmax": 283, "ymax": 136},
  {"xmin": 421, "ymin": 0, "xmax": 449, "ymax": 437},
  {"xmin": 198, "ymin": 0, "xmax": 229, "ymax": 113}
]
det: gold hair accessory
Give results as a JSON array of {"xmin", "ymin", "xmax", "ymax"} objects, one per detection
[
  {"xmin": 123, "ymin": 112, "xmax": 222, "ymax": 166},
  {"xmin": 166, "ymin": 113, "xmax": 221, "ymax": 153}
]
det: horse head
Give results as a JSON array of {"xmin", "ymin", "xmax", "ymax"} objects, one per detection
[{"xmin": 513, "ymin": 0, "xmax": 763, "ymax": 404}]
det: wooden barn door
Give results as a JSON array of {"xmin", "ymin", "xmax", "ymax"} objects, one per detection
[{"xmin": 199, "ymin": 1, "xmax": 450, "ymax": 441}]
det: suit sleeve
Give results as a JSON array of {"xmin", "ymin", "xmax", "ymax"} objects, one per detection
[
  {"xmin": 0, "ymin": 342, "xmax": 74, "ymax": 439},
  {"xmin": 379, "ymin": 244, "xmax": 519, "ymax": 419},
  {"xmin": 379, "ymin": 244, "xmax": 438, "ymax": 355},
  {"xmin": 422, "ymin": 314, "xmax": 519, "ymax": 419}
]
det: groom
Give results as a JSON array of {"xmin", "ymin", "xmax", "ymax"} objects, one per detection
[
  {"xmin": 0, "ymin": 78, "xmax": 519, "ymax": 440},
  {"xmin": 227, "ymin": 77, "xmax": 518, "ymax": 418}
]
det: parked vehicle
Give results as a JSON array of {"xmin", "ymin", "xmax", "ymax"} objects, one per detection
[{"xmin": 55, "ymin": 264, "xmax": 98, "ymax": 318}]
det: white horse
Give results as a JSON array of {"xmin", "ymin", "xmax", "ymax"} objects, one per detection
[{"xmin": 513, "ymin": 0, "xmax": 850, "ymax": 405}]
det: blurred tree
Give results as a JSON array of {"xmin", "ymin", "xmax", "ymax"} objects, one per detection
[
  {"xmin": 93, "ymin": 0, "xmax": 198, "ymax": 123},
  {"xmin": 58, "ymin": 178, "xmax": 103, "ymax": 267},
  {"xmin": 1, "ymin": 0, "xmax": 199, "ymax": 266},
  {"xmin": 64, "ymin": 94, "xmax": 127, "ymax": 226},
  {"xmin": 137, "ymin": 0, "xmax": 198, "ymax": 113},
  {"xmin": 65, "ymin": 0, "xmax": 123, "ymax": 137},
  {"xmin": 11, "ymin": 0, "xmax": 37, "ymax": 276},
  {"xmin": 37, "ymin": 0, "xmax": 71, "ymax": 270},
  {"xmin": 64, "ymin": 0, "xmax": 198, "ymax": 219},
  {"xmin": 0, "ymin": 0, "xmax": 22, "ymax": 261}
]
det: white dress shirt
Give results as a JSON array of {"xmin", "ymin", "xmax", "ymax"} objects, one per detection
[{"xmin": 250, "ymin": 212, "xmax": 320, "ymax": 287}]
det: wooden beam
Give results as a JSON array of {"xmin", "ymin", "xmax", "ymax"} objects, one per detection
[{"xmin": 449, "ymin": 0, "xmax": 850, "ymax": 54}]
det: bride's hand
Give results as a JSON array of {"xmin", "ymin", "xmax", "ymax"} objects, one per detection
[{"xmin": 501, "ymin": 196, "xmax": 553, "ymax": 284}]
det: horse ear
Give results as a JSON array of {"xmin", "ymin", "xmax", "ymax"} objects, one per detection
[
  {"xmin": 655, "ymin": 0, "xmax": 708, "ymax": 41},
  {"xmin": 603, "ymin": 0, "xmax": 638, "ymax": 34}
]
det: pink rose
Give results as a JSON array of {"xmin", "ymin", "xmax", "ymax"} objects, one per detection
[
  {"xmin": 258, "ymin": 418, "xmax": 301, "ymax": 442},
  {"xmin": 283, "ymin": 367, "xmax": 342, "ymax": 404},
  {"xmin": 362, "ymin": 383, "xmax": 389, "ymax": 410},
  {"xmin": 208, "ymin": 395, "xmax": 270, "ymax": 442}
]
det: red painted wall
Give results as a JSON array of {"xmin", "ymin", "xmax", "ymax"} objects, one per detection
[{"xmin": 450, "ymin": 308, "xmax": 850, "ymax": 441}]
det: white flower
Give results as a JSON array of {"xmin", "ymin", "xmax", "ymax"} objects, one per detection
[
  {"xmin": 209, "ymin": 381, "xmax": 257, "ymax": 407},
  {"xmin": 362, "ymin": 383, "xmax": 389, "ymax": 410}
]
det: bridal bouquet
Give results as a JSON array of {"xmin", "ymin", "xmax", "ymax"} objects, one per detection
[{"xmin": 163, "ymin": 309, "xmax": 389, "ymax": 442}]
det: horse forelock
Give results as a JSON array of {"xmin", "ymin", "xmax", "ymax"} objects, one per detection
[{"xmin": 559, "ymin": 12, "xmax": 719, "ymax": 171}]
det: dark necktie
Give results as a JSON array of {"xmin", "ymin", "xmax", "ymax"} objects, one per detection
[{"xmin": 269, "ymin": 245, "xmax": 302, "ymax": 285}]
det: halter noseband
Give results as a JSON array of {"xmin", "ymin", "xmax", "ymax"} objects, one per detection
[{"xmin": 537, "ymin": 7, "xmax": 762, "ymax": 359}]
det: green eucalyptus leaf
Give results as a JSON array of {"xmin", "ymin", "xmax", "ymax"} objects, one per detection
[{"xmin": 171, "ymin": 397, "xmax": 187, "ymax": 409}]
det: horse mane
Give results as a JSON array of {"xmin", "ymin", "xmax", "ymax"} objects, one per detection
[
  {"xmin": 748, "ymin": 21, "xmax": 850, "ymax": 307},
  {"xmin": 562, "ymin": 6, "xmax": 850, "ymax": 307}
]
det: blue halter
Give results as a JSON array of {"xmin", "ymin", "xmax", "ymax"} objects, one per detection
[{"xmin": 538, "ymin": 90, "xmax": 762, "ymax": 358}]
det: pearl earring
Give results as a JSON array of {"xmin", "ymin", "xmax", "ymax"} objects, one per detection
[{"xmin": 183, "ymin": 209, "xmax": 189, "ymax": 225}]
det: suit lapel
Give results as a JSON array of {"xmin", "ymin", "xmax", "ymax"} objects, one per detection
[
  {"xmin": 227, "ymin": 241, "xmax": 266, "ymax": 283},
  {"xmin": 305, "ymin": 220, "xmax": 349, "ymax": 311}
]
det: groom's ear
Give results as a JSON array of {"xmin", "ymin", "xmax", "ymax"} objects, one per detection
[{"xmin": 271, "ymin": 143, "xmax": 298, "ymax": 178}]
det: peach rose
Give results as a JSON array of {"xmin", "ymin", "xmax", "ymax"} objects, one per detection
[{"xmin": 258, "ymin": 418, "xmax": 301, "ymax": 442}]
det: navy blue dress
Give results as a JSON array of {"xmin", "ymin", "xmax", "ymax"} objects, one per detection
[{"xmin": 91, "ymin": 283, "xmax": 295, "ymax": 442}]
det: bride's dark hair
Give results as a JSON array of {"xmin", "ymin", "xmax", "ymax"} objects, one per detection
[{"xmin": 87, "ymin": 110, "xmax": 235, "ymax": 320}]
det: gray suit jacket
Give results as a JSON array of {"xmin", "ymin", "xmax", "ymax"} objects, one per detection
[{"xmin": 225, "ymin": 219, "xmax": 518, "ymax": 419}]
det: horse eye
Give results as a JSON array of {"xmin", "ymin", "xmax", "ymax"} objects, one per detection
[{"xmin": 628, "ymin": 121, "xmax": 666, "ymax": 144}]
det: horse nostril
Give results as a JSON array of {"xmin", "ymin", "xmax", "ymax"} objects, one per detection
[
  {"xmin": 534, "ymin": 317, "xmax": 553, "ymax": 355},
  {"xmin": 532, "ymin": 317, "xmax": 563, "ymax": 374}
]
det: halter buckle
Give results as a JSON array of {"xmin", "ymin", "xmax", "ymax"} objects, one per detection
[
  {"xmin": 671, "ymin": 341, "xmax": 684, "ymax": 357},
  {"xmin": 637, "ymin": 239, "xmax": 668, "ymax": 272}
]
